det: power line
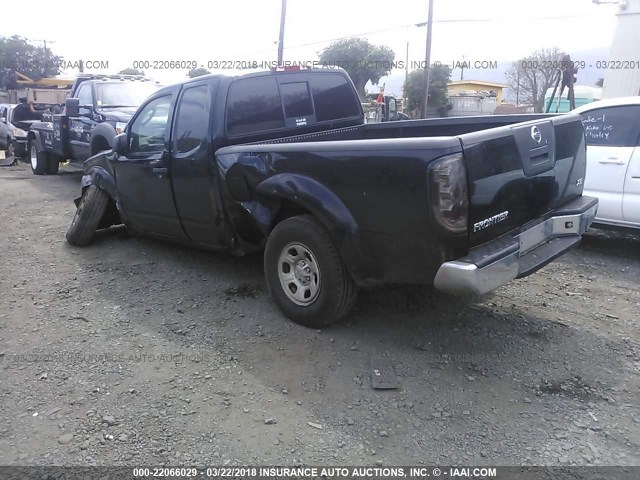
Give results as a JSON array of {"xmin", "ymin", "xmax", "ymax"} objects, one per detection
[
  {"xmin": 432, "ymin": 13, "xmax": 606, "ymax": 22},
  {"xmin": 31, "ymin": 38, "xmax": 56, "ymax": 50},
  {"xmin": 238, "ymin": 12, "xmax": 609, "ymax": 57}
]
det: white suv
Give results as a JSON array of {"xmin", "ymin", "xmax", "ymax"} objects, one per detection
[{"xmin": 574, "ymin": 97, "xmax": 640, "ymax": 230}]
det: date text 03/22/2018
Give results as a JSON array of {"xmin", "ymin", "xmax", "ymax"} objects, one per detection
[{"xmin": 130, "ymin": 466, "xmax": 499, "ymax": 478}]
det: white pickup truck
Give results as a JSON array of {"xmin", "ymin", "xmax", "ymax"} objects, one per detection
[{"xmin": 575, "ymin": 97, "xmax": 640, "ymax": 230}]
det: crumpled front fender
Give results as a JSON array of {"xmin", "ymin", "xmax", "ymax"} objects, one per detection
[{"xmin": 80, "ymin": 166, "xmax": 117, "ymax": 199}]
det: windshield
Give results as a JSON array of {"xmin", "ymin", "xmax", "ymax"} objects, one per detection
[{"xmin": 94, "ymin": 82, "xmax": 161, "ymax": 108}]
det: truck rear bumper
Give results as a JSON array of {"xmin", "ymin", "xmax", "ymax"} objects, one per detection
[{"xmin": 434, "ymin": 196, "xmax": 598, "ymax": 296}]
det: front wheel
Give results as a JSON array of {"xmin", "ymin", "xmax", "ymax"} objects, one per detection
[
  {"xmin": 66, "ymin": 185, "xmax": 110, "ymax": 246},
  {"xmin": 28, "ymin": 139, "xmax": 48, "ymax": 175},
  {"xmin": 264, "ymin": 215, "xmax": 358, "ymax": 328}
]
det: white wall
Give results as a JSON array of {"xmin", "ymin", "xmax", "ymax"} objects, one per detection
[
  {"xmin": 448, "ymin": 96, "xmax": 497, "ymax": 116},
  {"xmin": 602, "ymin": 0, "xmax": 640, "ymax": 98}
]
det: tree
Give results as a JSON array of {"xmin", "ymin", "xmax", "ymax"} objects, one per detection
[
  {"xmin": 403, "ymin": 65, "xmax": 452, "ymax": 117},
  {"xmin": 595, "ymin": 77, "xmax": 604, "ymax": 87},
  {"xmin": 118, "ymin": 68, "xmax": 144, "ymax": 76},
  {"xmin": 505, "ymin": 47, "xmax": 566, "ymax": 112},
  {"xmin": 188, "ymin": 67, "xmax": 211, "ymax": 78},
  {"xmin": 319, "ymin": 38, "xmax": 395, "ymax": 99},
  {"xmin": 0, "ymin": 35, "xmax": 62, "ymax": 90}
]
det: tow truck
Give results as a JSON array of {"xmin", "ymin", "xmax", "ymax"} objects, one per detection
[{"xmin": 27, "ymin": 74, "xmax": 160, "ymax": 174}]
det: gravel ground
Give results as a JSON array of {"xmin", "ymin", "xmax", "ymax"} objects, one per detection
[{"xmin": 0, "ymin": 162, "xmax": 639, "ymax": 466}]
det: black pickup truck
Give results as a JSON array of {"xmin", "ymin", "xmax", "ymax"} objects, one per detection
[
  {"xmin": 67, "ymin": 68, "xmax": 597, "ymax": 327},
  {"xmin": 27, "ymin": 74, "xmax": 160, "ymax": 175}
]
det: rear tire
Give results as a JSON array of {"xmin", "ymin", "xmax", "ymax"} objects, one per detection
[
  {"xmin": 264, "ymin": 215, "xmax": 358, "ymax": 328},
  {"xmin": 28, "ymin": 139, "xmax": 48, "ymax": 175},
  {"xmin": 46, "ymin": 155, "xmax": 60, "ymax": 174},
  {"xmin": 66, "ymin": 185, "xmax": 110, "ymax": 247}
]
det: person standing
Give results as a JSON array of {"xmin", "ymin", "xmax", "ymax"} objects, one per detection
[{"xmin": 12, "ymin": 97, "xmax": 44, "ymax": 122}]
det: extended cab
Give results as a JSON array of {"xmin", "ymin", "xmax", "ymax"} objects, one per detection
[
  {"xmin": 27, "ymin": 74, "xmax": 160, "ymax": 175},
  {"xmin": 68, "ymin": 68, "xmax": 598, "ymax": 327}
]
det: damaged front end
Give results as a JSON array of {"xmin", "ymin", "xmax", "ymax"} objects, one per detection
[{"xmin": 74, "ymin": 153, "xmax": 123, "ymax": 230}]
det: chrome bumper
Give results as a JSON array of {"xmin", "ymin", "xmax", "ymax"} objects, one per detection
[{"xmin": 434, "ymin": 197, "xmax": 598, "ymax": 296}]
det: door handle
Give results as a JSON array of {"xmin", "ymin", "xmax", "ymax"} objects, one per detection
[
  {"xmin": 152, "ymin": 167, "xmax": 168, "ymax": 176},
  {"xmin": 598, "ymin": 158, "xmax": 624, "ymax": 165}
]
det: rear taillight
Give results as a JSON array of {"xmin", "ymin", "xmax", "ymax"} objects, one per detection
[{"xmin": 429, "ymin": 153, "xmax": 469, "ymax": 233}]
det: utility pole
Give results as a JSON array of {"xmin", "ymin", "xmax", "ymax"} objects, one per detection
[
  {"xmin": 460, "ymin": 54, "xmax": 467, "ymax": 81},
  {"xmin": 33, "ymin": 39, "xmax": 55, "ymax": 51},
  {"xmin": 277, "ymin": 0, "xmax": 287, "ymax": 65},
  {"xmin": 405, "ymin": 42, "xmax": 409, "ymax": 87},
  {"xmin": 420, "ymin": 0, "xmax": 434, "ymax": 119}
]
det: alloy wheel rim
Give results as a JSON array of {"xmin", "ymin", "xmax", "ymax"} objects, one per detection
[{"xmin": 30, "ymin": 146, "xmax": 37, "ymax": 170}]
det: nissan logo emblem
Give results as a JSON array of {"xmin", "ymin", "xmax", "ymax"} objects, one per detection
[{"xmin": 531, "ymin": 126, "xmax": 542, "ymax": 143}]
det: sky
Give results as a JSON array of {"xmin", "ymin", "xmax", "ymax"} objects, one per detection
[{"xmin": 4, "ymin": 0, "xmax": 621, "ymax": 86}]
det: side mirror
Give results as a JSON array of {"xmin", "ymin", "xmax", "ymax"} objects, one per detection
[
  {"xmin": 113, "ymin": 133, "xmax": 129, "ymax": 155},
  {"xmin": 65, "ymin": 98, "xmax": 79, "ymax": 117},
  {"xmin": 0, "ymin": 117, "xmax": 6, "ymax": 123}
]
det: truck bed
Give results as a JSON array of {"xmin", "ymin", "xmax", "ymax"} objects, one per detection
[{"xmin": 218, "ymin": 113, "xmax": 587, "ymax": 283}]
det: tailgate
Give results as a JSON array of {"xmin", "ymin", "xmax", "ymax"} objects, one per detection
[{"xmin": 459, "ymin": 113, "xmax": 587, "ymax": 247}]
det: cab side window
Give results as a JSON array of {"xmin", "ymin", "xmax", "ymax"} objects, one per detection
[
  {"xmin": 0, "ymin": 107, "xmax": 7, "ymax": 123},
  {"xmin": 174, "ymin": 85, "xmax": 210, "ymax": 154},
  {"xmin": 129, "ymin": 95, "xmax": 172, "ymax": 156},
  {"xmin": 580, "ymin": 106, "xmax": 640, "ymax": 147}
]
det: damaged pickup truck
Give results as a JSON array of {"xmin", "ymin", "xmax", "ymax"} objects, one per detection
[{"xmin": 67, "ymin": 68, "xmax": 597, "ymax": 327}]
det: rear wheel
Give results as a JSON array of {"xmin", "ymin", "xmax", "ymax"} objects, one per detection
[
  {"xmin": 264, "ymin": 215, "xmax": 358, "ymax": 327},
  {"xmin": 29, "ymin": 139, "xmax": 48, "ymax": 175},
  {"xmin": 46, "ymin": 155, "xmax": 60, "ymax": 174},
  {"xmin": 66, "ymin": 185, "xmax": 110, "ymax": 246}
]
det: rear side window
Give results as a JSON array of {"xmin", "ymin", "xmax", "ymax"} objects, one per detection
[
  {"xmin": 311, "ymin": 73, "xmax": 361, "ymax": 122},
  {"xmin": 580, "ymin": 105, "xmax": 640, "ymax": 147},
  {"xmin": 226, "ymin": 77, "xmax": 285, "ymax": 136},
  {"xmin": 174, "ymin": 85, "xmax": 210, "ymax": 153}
]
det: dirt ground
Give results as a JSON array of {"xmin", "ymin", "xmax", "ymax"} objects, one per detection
[{"xmin": 0, "ymin": 162, "xmax": 639, "ymax": 466}]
